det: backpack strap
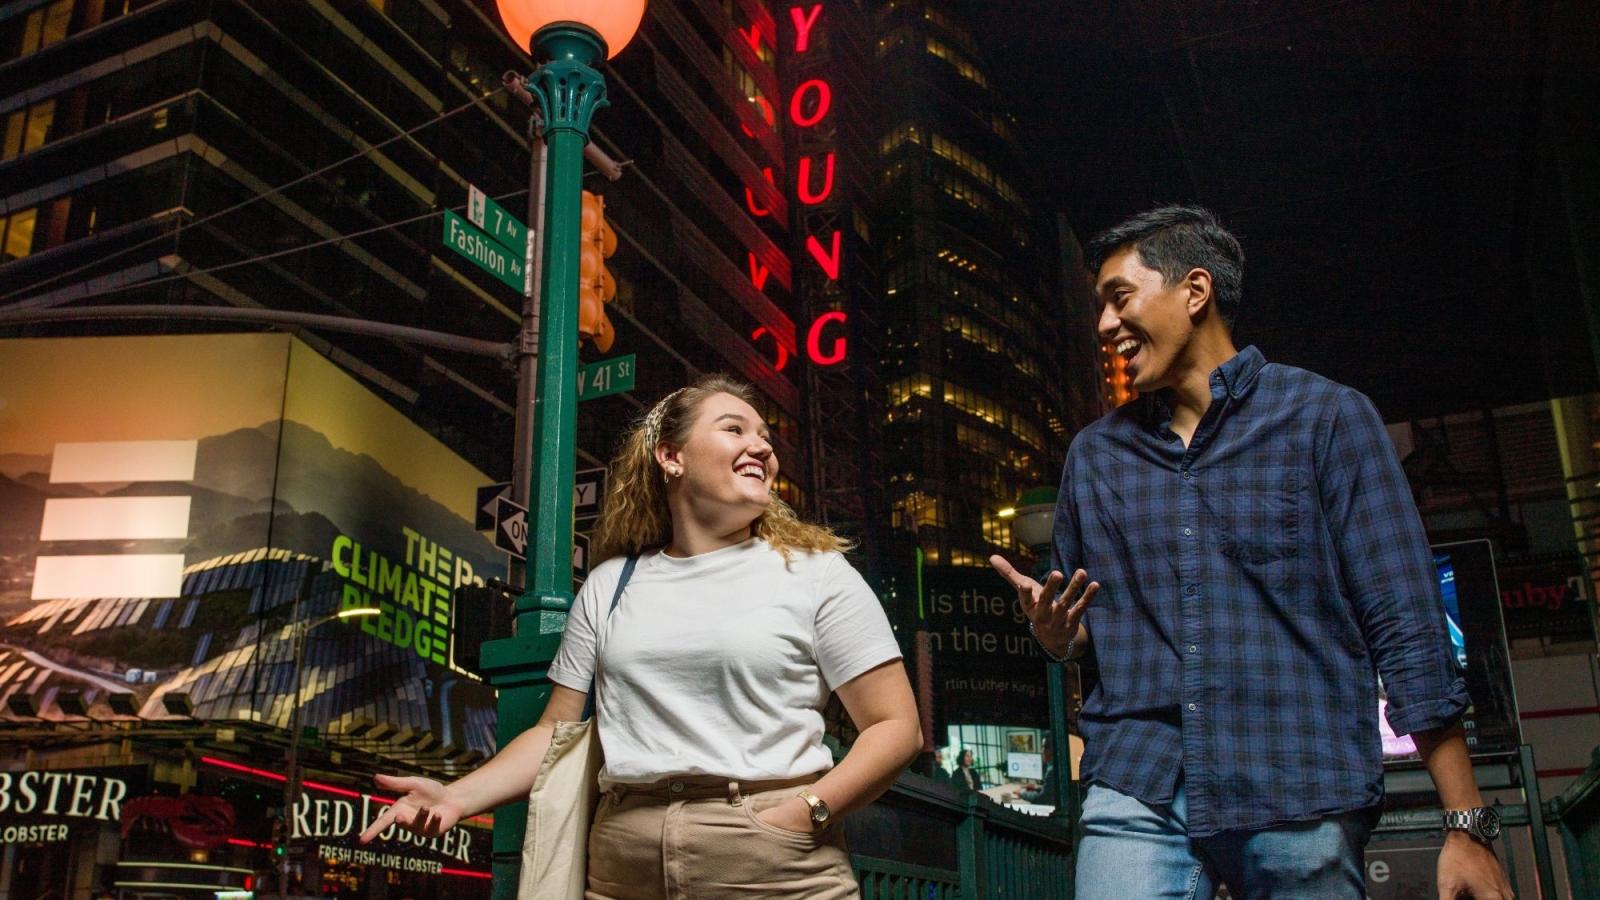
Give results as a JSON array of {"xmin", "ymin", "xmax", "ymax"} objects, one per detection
[{"xmin": 581, "ymin": 554, "xmax": 637, "ymax": 722}]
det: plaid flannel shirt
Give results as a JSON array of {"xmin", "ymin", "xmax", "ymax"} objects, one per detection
[{"xmin": 1054, "ymin": 346, "xmax": 1468, "ymax": 835}]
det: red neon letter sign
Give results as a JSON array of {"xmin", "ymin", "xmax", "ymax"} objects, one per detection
[
  {"xmin": 748, "ymin": 253, "xmax": 772, "ymax": 292},
  {"xmin": 751, "ymin": 326, "xmax": 790, "ymax": 371},
  {"xmin": 806, "ymin": 311, "xmax": 847, "ymax": 365},
  {"xmin": 805, "ymin": 231, "xmax": 841, "ymax": 280},
  {"xmin": 788, "ymin": 79, "xmax": 832, "ymax": 128},
  {"xmin": 737, "ymin": 24, "xmax": 765, "ymax": 55},
  {"xmin": 744, "ymin": 167, "xmax": 776, "ymax": 216},
  {"xmin": 740, "ymin": 96, "xmax": 775, "ymax": 139},
  {"xmin": 796, "ymin": 153, "xmax": 835, "ymax": 205},
  {"xmin": 790, "ymin": 5, "xmax": 822, "ymax": 53}
]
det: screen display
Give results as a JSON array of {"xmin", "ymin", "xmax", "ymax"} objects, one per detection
[
  {"xmin": 1006, "ymin": 752, "xmax": 1044, "ymax": 780},
  {"xmin": 1381, "ymin": 540, "xmax": 1520, "ymax": 763}
]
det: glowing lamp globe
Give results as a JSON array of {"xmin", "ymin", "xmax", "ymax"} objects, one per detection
[{"xmin": 495, "ymin": 0, "xmax": 647, "ymax": 59}]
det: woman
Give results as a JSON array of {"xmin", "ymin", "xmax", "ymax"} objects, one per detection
[
  {"xmin": 949, "ymin": 748, "xmax": 982, "ymax": 792},
  {"xmin": 360, "ymin": 375, "xmax": 921, "ymax": 898}
]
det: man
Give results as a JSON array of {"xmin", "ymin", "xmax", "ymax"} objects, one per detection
[
  {"xmin": 991, "ymin": 206, "xmax": 1513, "ymax": 898},
  {"xmin": 1019, "ymin": 737, "xmax": 1057, "ymax": 807}
]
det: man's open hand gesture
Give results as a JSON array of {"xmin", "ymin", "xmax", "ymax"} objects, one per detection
[{"xmin": 990, "ymin": 555, "xmax": 1098, "ymax": 659}]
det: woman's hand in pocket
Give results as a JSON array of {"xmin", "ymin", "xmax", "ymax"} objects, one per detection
[{"xmin": 756, "ymin": 796, "xmax": 815, "ymax": 834}]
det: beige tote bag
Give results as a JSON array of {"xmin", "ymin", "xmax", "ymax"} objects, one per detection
[
  {"xmin": 517, "ymin": 555, "xmax": 635, "ymax": 900},
  {"xmin": 518, "ymin": 718, "xmax": 602, "ymax": 899}
]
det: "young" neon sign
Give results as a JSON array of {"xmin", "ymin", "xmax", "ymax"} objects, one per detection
[{"xmin": 743, "ymin": 4, "xmax": 846, "ymax": 370}]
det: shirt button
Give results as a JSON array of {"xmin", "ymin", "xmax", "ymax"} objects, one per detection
[
  {"xmin": 1187, "ymin": 703, "xmax": 1197, "ymax": 712},
  {"xmin": 1183, "ymin": 527, "xmax": 1192, "ymax": 536},
  {"xmin": 1183, "ymin": 471, "xmax": 1194, "ymax": 480},
  {"xmin": 1184, "ymin": 585, "xmax": 1197, "ymax": 595},
  {"xmin": 1187, "ymin": 644, "xmax": 1198, "ymax": 654},
  {"xmin": 670, "ymin": 780, "xmax": 684, "ymax": 793}
]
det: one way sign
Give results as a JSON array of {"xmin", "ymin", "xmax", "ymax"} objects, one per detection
[
  {"xmin": 478, "ymin": 472, "xmax": 606, "ymax": 532},
  {"xmin": 494, "ymin": 497, "xmax": 528, "ymax": 559},
  {"xmin": 477, "ymin": 482, "xmax": 512, "ymax": 531},
  {"xmin": 575, "ymin": 467, "xmax": 606, "ymax": 521},
  {"xmin": 492, "ymin": 497, "xmax": 592, "ymax": 582}
]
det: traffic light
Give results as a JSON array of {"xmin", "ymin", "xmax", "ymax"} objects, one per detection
[{"xmin": 578, "ymin": 190, "xmax": 618, "ymax": 352}]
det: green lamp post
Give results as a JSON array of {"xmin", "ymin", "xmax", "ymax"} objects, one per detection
[
  {"xmin": 480, "ymin": 2, "xmax": 644, "ymax": 895},
  {"xmin": 1008, "ymin": 486, "xmax": 1078, "ymax": 827}
]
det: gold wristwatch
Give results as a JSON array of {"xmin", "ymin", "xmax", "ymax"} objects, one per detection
[{"xmin": 796, "ymin": 789, "xmax": 831, "ymax": 829}]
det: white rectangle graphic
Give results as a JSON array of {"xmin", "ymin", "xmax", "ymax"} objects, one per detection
[
  {"xmin": 32, "ymin": 555, "xmax": 186, "ymax": 600},
  {"xmin": 50, "ymin": 440, "xmax": 198, "ymax": 484},
  {"xmin": 40, "ymin": 497, "xmax": 192, "ymax": 541}
]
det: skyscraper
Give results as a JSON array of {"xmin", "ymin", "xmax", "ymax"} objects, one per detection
[{"xmin": 873, "ymin": 0, "xmax": 1099, "ymax": 570}]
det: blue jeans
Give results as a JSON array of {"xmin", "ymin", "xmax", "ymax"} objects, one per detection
[{"xmin": 1075, "ymin": 782, "xmax": 1371, "ymax": 900}]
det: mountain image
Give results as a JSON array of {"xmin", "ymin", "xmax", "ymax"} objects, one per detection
[
  {"xmin": 0, "ymin": 419, "xmax": 497, "ymax": 616},
  {"xmin": 272, "ymin": 419, "xmax": 498, "ymax": 574}
]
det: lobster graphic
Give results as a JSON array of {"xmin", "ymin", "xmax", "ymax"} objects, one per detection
[{"xmin": 119, "ymin": 794, "xmax": 236, "ymax": 849}]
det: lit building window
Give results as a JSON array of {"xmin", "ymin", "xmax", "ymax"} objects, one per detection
[
  {"xmin": 887, "ymin": 374, "xmax": 934, "ymax": 406},
  {"xmin": 893, "ymin": 491, "xmax": 946, "ymax": 529},
  {"xmin": 1, "ymin": 207, "xmax": 38, "ymax": 262},
  {"xmin": 946, "ymin": 547, "xmax": 985, "ymax": 567},
  {"xmin": 943, "ymin": 381, "xmax": 1005, "ymax": 427},
  {"xmin": 942, "ymin": 313, "xmax": 1003, "ymax": 354},
  {"xmin": 929, "ymin": 134, "xmax": 1023, "ymax": 207},
  {"xmin": 879, "ymin": 121, "xmax": 923, "ymax": 156},
  {"xmin": 934, "ymin": 247, "xmax": 979, "ymax": 274},
  {"xmin": 2, "ymin": 99, "xmax": 55, "ymax": 161},
  {"xmin": 925, "ymin": 37, "xmax": 988, "ymax": 88},
  {"xmin": 1102, "ymin": 340, "xmax": 1137, "ymax": 407},
  {"xmin": 922, "ymin": 7, "xmax": 977, "ymax": 52},
  {"xmin": 12, "ymin": 0, "xmax": 71, "ymax": 60},
  {"xmin": 981, "ymin": 509, "xmax": 1013, "ymax": 547}
]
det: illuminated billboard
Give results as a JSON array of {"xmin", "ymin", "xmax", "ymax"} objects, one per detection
[
  {"xmin": 1381, "ymin": 539, "xmax": 1520, "ymax": 762},
  {"xmin": 0, "ymin": 334, "xmax": 499, "ymax": 758}
]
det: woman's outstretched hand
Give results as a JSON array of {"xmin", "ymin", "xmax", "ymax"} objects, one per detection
[{"xmin": 358, "ymin": 774, "xmax": 466, "ymax": 843}]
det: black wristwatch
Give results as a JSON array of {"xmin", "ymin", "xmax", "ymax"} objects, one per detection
[{"xmin": 1442, "ymin": 806, "xmax": 1501, "ymax": 844}]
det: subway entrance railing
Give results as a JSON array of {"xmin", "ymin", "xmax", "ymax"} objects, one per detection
[{"xmin": 847, "ymin": 772, "xmax": 1075, "ymax": 899}]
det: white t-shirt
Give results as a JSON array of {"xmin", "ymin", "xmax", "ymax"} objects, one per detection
[{"xmin": 547, "ymin": 537, "xmax": 902, "ymax": 786}]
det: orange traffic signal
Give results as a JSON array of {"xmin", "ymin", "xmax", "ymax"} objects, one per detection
[{"xmin": 579, "ymin": 191, "xmax": 618, "ymax": 352}]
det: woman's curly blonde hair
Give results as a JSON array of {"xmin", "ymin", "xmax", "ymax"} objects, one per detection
[{"xmin": 591, "ymin": 374, "xmax": 850, "ymax": 563}]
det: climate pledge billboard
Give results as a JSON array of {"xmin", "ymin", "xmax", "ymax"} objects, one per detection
[{"xmin": 0, "ymin": 334, "xmax": 499, "ymax": 757}]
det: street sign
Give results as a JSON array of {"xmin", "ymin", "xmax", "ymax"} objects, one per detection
[
  {"xmin": 574, "ymin": 467, "xmax": 606, "ymax": 520},
  {"xmin": 467, "ymin": 185, "xmax": 529, "ymax": 258},
  {"xmin": 494, "ymin": 497, "xmax": 528, "ymax": 559},
  {"xmin": 573, "ymin": 532, "xmax": 591, "ymax": 582},
  {"xmin": 495, "ymin": 496, "xmax": 596, "ymax": 582},
  {"xmin": 443, "ymin": 209, "xmax": 524, "ymax": 293},
  {"xmin": 578, "ymin": 354, "xmax": 636, "ymax": 401},
  {"xmin": 476, "ymin": 482, "xmax": 512, "ymax": 531}
]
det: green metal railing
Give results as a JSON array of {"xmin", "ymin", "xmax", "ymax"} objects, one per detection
[
  {"xmin": 851, "ymin": 773, "xmax": 1075, "ymax": 899},
  {"xmin": 1549, "ymin": 745, "xmax": 1600, "ymax": 900},
  {"xmin": 853, "ymin": 856, "xmax": 961, "ymax": 898}
]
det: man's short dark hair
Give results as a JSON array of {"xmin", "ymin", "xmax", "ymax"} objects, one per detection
[{"xmin": 1085, "ymin": 205, "xmax": 1245, "ymax": 327}]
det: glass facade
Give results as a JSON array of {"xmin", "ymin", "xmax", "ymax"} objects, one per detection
[{"xmin": 873, "ymin": 0, "xmax": 1098, "ymax": 569}]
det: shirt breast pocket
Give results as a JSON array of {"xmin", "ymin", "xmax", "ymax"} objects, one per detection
[{"xmin": 1212, "ymin": 467, "xmax": 1301, "ymax": 563}]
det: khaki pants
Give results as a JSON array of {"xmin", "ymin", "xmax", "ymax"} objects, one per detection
[{"xmin": 586, "ymin": 775, "xmax": 860, "ymax": 899}]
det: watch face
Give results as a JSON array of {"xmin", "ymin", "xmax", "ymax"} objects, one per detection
[
  {"xmin": 811, "ymin": 802, "xmax": 830, "ymax": 824},
  {"xmin": 1474, "ymin": 807, "xmax": 1501, "ymax": 840}
]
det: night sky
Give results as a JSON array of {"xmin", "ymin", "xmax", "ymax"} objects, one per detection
[{"xmin": 959, "ymin": 0, "xmax": 1600, "ymax": 422}]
